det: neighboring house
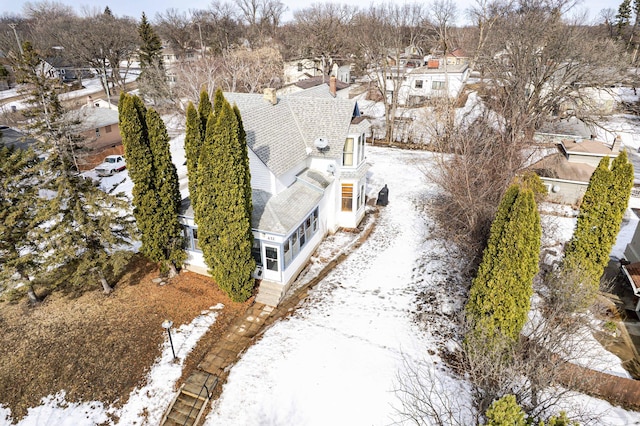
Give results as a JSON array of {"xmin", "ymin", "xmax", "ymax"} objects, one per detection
[
  {"xmin": 283, "ymin": 57, "xmax": 352, "ymax": 85},
  {"xmin": 620, "ymin": 260, "xmax": 640, "ymax": 311},
  {"xmin": 530, "ymin": 135, "xmax": 622, "ymax": 204},
  {"xmin": 179, "ymin": 84, "xmax": 370, "ymax": 306},
  {"xmin": 382, "ymin": 59, "xmax": 469, "ymax": 106},
  {"xmin": 72, "ymin": 104, "xmax": 123, "ymax": 171},
  {"xmin": 444, "ymin": 48, "xmax": 469, "ymax": 66}
]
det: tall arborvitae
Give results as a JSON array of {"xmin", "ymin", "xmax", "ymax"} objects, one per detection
[
  {"xmin": 213, "ymin": 88, "xmax": 225, "ymax": 116},
  {"xmin": 233, "ymin": 104, "xmax": 253, "ymax": 219},
  {"xmin": 198, "ymin": 90, "xmax": 212, "ymax": 141},
  {"xmin": 146, "ymin": 107, "xmax": 186, "ymax": 275},
  {"xmin": 119, "ymin": 93, "xmax": 159, "ymax": 260},
  {"xmin": 466, "ymin": 185, "xmax": 541, "ymax": 343},
  {"xmin": 185, "ymin": 101, "xmax": 201, "ymax": 212},
  {"xmin": 196, "ymin": 100, "xmax": 255, "ymax": 301},
  {"xmin": 563, "ymin": 153, "xmax": 634, "ymax": 302}
]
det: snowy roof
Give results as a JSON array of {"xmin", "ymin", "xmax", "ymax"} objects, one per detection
[
  {"xmin": 224, "ymin": 89, "xmax": 362, "ymax": 178},
  {"xmin": 71, "ymin": 107, "xmax": 119, "ymax": 131},
  {"xmin": 179, "ymin": 169, "xmax": 329, "ymax": 235},
  {"xmin": 409, "ymin": 63, "xmax": 468, "ymax": 75}
]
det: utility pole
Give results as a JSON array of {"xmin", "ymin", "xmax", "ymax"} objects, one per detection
[{"xmin": 8, "ymin": 23, "xmax": 24, "ymax": 56}]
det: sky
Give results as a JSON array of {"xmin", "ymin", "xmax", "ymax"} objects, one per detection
[{"xmin": 5, "ymin": 0, "xmax": 621, "ymax": 25}]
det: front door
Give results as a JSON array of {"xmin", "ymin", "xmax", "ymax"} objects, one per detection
[{"xmin": 262, "ymin": 243, "xmax": 281, "ymax": 282}]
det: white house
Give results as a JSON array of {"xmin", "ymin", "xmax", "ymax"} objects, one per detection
[
  {"xmin": 383, "ymin": 60, "xmax": 469, "ymax": 106},
  {"xmin": 179, "ymin": 83, "xmax": 370, "ymax": 306}
]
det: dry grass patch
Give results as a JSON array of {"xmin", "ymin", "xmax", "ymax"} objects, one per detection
[{"xmin": 0, "ymin": 256, "xmax": 251, "ymax": 421}]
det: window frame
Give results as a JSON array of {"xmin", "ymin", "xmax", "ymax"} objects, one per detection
[{"xmin": 342, "ymin": 183, "xmax": 354, "ymax": 212}]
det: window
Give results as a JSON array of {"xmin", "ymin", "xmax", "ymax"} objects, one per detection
[
  {"xmin": 192, "ymin": 228, "xmax": 200, "ymax": 251},
  {"xmin": 266, "ymin": 246, "xmax": 279, "ymax": 271},
  {"xmin": 252, "ymin": 239, "xmax": 262, "ymax": 264},
  {"xmin": 299, "ymin": 224, "xmax": 306, "ymax": 247},
  {"xmin": 415, "ymin": 79, "xmax": 423, "ymax": 89},
  {"xmin": 95, "ymin": 128, "xmax": 100, "ymax": 138},
  {"xmin": 291, "ymin": 231, "xmax": 299, "ymax": 258},
  {"xmin": 105, "ymin": 125, "xmax": 112, "ymax": 133},
  {"xmin": 305, "ymin": 216, "xmax": 312, "ymax": 242},
  {"xmin": 358, "ymin": 134, "xmax": 365, "ymax": 163},
  {"xmin": 343, "ymin": 138, "xmax": 354, "ymax": 166},
  {"xmin": 297, "ymin": 62, "xmax": 303, "ymax": 72},
  {"xmin": 358, "ymin": 181, "xmax": 365, "ymax": 209},
  {"xmin": 182, "ymin": 226, "xmax": 201, "ymax": 251},
  {"xmin": 311, "ymin": 209, "xmax": 318, "ymax": 233},
  {"xmin": 432, "ymin": 81, "xmax": 445, "ymax": 90},
  {"xmin": 283, "ymin": 239, "xmax": 292, "ymax": 267},
  {"xmin": 342, "ymin": 184, "xmax": 353, "ymax": 212}
]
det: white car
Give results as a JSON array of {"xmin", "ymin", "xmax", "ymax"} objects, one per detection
[{"xmin": 96, "ymin": 155, "xmax": 126, "ymax": 177}]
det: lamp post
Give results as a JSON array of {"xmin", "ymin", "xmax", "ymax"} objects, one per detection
[{"xmin": 162, "ymin": 319, "xmax": 176, "ymax": 360}]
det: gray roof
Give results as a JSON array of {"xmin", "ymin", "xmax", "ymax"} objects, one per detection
[
  {"xmin": 224, "ymin": 89, "xmax": 362, "ymax": 177},
  {"xmin": 71, "ymin": 107, "xmax": 119, "ymax": 131},
  {"xmin": 0, "ymin": 127, "xmax": 38, "ymax": 151},
  {"xmin": 180, "ymin": 173, "xmax": 326, "ymax": 236},
  {"xmin": 409, "ymin": 63, "xmax": 469, "ymax": 75}
]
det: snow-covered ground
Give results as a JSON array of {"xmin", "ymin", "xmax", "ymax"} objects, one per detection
[
  {"xmin": 0, "ymin": 305, "xmax": 224, "ymax": 425},
  {"xmin": 201, "ymin": 147, "xmax": 640, "ymax": 425}
]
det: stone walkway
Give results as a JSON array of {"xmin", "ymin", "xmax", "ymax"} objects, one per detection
[{"xmin": 160, "ymin": 210, "xmax": 379, "ymax": 425}]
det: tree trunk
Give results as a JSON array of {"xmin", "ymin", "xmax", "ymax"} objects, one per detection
[
  {"xmin": 98, "ymin": 270, "xmax": 113, "ymax": 294},
  {"xmin": 167, "ymin": 262, "xmax": 178, "ymax": 279},
  {"xmin": 27, "ymin": 284, "xmax": 40, "ymax": 304}
]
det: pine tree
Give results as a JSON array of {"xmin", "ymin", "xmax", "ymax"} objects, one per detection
[
  {"xmin": 0, "ymin": 146, "xmax": 44, "ymax": 301},
  {"xmin": 185, "ymin": 101, "xmax": 201, "ymax": 214},
  {"xmin": 138, "ymin": 12, "xmax": 167, "ymax": 104},
  {"xmin": 138, "ymin": 12, "xmax": 163, "ymax": 69},
  {"xmin": 146, "ymin": 107, "xmax": 186, "ymax": 275},
  {"xmin": 9, "ymin": 42, "xmax": 136, "ymax": 296},
  {"xmin": 195, "ymin": 100, "xmax": 255, "ymax": 302},
  {"xmin": 466, "ymin": 185, "xmax": 541, "ymax": 343},
  {"xmin": 618, "ymin": 0, "xmax": 632, "ymax": 35}
]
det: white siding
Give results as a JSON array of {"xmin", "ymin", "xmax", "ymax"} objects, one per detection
[{"xmin": 249, "ymin": 149, "xmax": 274, "ymax": 193}]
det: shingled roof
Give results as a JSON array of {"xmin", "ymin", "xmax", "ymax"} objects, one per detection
[{"xmin": 224, "ymin": 90, "xmax": 360, "ymax": 178}]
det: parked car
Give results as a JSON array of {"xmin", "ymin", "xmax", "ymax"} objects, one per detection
[{"xmin": 95, "ymin": 155, "xmax": 126, "ymax": 177}]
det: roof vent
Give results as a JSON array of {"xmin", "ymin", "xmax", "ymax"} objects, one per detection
[{"xmin": 314, "ymin": 137, "xmax": 329, "ymax": 151}]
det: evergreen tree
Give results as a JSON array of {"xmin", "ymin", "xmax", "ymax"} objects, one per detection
[
  {"xmin": 9, "ymin": 42, "xmax": 136, "ymax": 296},
  {"xmin": 146, "ymin": 107, "xmax": 186, "ymax": 275},
  {"xmin": 138, "ymin": 12, "xmax": 163, "ymax": 68},
  {"xmin": 563, "ymin": 153, "xmax": 634, "ymax": 303},
  {"xmin": 617, "ymin": 0, "xmax": 632, "ymax": 35},
  {"xmin": 466, "ymin": 185, "xmax": 541, "ymax": 343},
  {"xmin": 119, "ymin": 93, "xmax": 187, "ymax": 275},
  {"xmin": 137, "ymin": 12, "xmax": 167, "ymax": 103},
  {"xmin": 119, "ymin": 93, "xmax": 159, "ymax": 261},
  {"xmin": 213, "ymin": 88, "xmax": 225, "ymax": 116},
  {"xmin": 233, "ymin": 103, "xmax": 253, "ymax": 221},
  {"xmin": 485, "ymin": 395, "xmax": 527, "ymax": 426},
  {"xmin": 195, "ymin": 100, "xmax": 255, "ymax": 302},
  {"xmin": 0, "ymin": 146, "xmax": 44, "ymax": 301},
  {"xmin": 185, "ymin": 101, "xmax": 201, "ymax": 214},
  {"xmin": 198, "ymin": 90, "xmax": 212, "ymax": 142}
]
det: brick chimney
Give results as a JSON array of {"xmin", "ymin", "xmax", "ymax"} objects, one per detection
[
  {"xmin": 329, "ymin": 75, "xmax": 337, "ymax": 97},
  {"xmin": 263, "ymin": 88, "xmax": 277, "ymax": 105},
  {"xmin": 612, "ymin": 134, "xmax": 622, "ymax": 152}
]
